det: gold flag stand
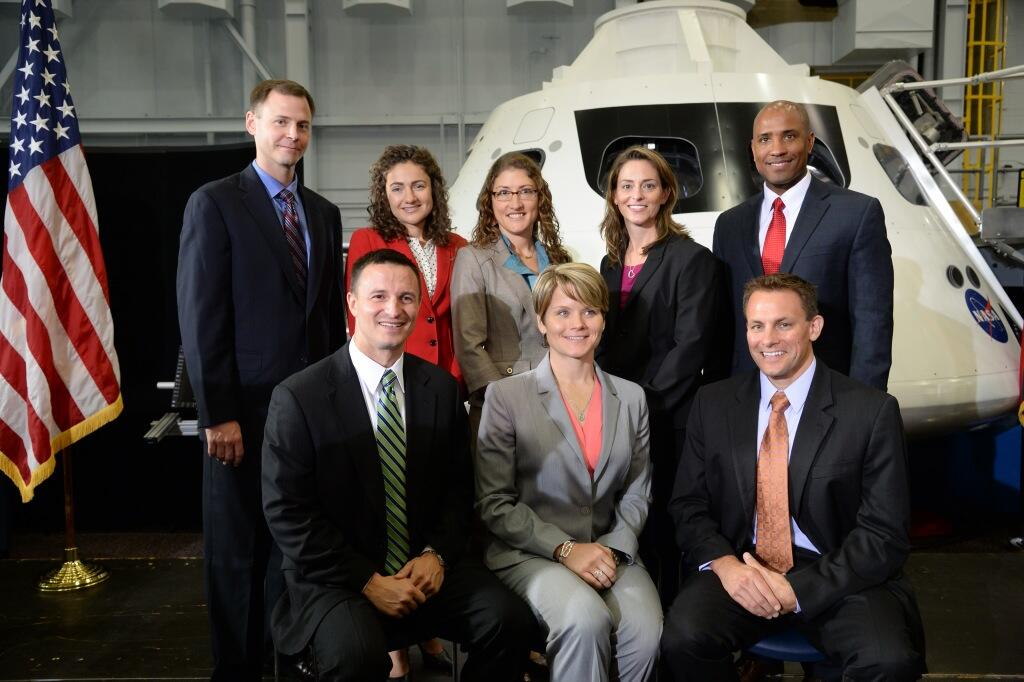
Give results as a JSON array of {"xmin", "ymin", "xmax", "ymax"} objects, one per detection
[{"xmin": 37, "ymin": 448, "xmax": 109, "ymax": 592}]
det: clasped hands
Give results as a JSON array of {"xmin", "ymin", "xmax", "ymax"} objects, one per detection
[
  {"xmin": 559, "ymin": 542, "xmax": 618, "ymax": 591},
  {"xmin": 362, "ymin": 552, "xmax": 445, "ymax": 618},
  {"xmin": 711, "ymin": 552, "xmax": 798, "ymax": 619}
]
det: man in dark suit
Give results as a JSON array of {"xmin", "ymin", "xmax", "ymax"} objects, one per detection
[
  {"xmin": 660, "ymin": 274, "xmax": 924, "ymax": 681},
  {"xmin": 176, "ymin": 79, "xmax": 345, "ymax": 679},
  {"xmin": 712, "ymin": 100, "xmax": 893, "ymax": 391},
  {"xmin": 262, "ymin": 249, "xmax": 533, "ymax": 681}
]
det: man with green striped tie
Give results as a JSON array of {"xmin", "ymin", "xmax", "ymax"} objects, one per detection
[{"xmin": 262, "ymin": 248, "xmax": 533, "ymax": 681}]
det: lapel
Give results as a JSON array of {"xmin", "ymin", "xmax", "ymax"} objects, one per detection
[
  {"xmin": 740, "ymin": 193, "xmax": 764, "ymax": 278},
  {"xmin": 328, "ymin": 346, "xmax": 385, "ymax": 520},
  {"xmin": 780, "ymin": 178, "xmax": 830, "ymax": 273},
  {"xmin": 299, "ymin": 185, "xmax": 326, "ymax": 316},
  {"xmin": 402, "ymin": 357, "xmax": 436, "ymax": 516},
  {"xmin": 239, "ymin": 164, "xmax": 307, "ymax": 304},
  {"xmin": 535, "ymin": 356, "xmax": 590, "ymax": 477},
  {"xmin": 591, "ymin": 365, "xmax": 620, "ymax": 484},
  {"xmin": 623, "ymin": 236, "xmax": 668, "ymax": 309},
  {"xmin": 485, "ymin": 239, "xmax": 534, "ymax": 319},
  {"xmin": 728, "ymin": 372, "xmax": 761, "ymax": 527},
  {"xmin": 787, "ymin": 363, "xmax": 835, "ymax": 514}
]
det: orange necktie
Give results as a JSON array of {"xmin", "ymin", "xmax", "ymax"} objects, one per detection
[
  {"xmin": 761, "ymin": 197, "xmax": 786, "ymax": 275},
  {"xmin": 755, "ymin": 391, "xmax": 793, "ymax": 573}
]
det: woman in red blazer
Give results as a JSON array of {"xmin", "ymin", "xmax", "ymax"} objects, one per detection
[{"xmin": 346, "ymin": 145, "xmax": 467, "ymax": 391}]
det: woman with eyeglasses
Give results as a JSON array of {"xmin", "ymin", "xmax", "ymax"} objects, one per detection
[
  {"xmin": 451, "ymin": 152, "xmax": 571, "ymax": 438},
  {"xmin": 595, "ymin": 145, "xmax": 723, "ymax": 607},
  {"xmin": 475, "ymin": 262, "xmax": 661, "ymax": 682}
]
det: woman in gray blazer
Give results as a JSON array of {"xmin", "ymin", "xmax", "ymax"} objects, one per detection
[
  {"xmin": 476, "ymin": 263, "xmax": 662, "ymax": 682},
  {"xmin": 451, "ymin": 152, "xmax": 570, "ymax": 437}
]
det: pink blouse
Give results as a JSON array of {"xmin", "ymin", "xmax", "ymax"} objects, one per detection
[
  {"xmin": 560, "ymin": 377, "xmax": 603, "ymax": 476},
  {"xmin": 619, "ymin": 261, "xmax": 645, "ymax": 308}
]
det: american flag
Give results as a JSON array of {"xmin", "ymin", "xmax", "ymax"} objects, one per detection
[{"xmin": 1, "ymin": 0, "xmax": 122, "ymax": 501}]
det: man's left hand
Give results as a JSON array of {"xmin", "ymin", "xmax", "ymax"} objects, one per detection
[
  {"xmin": 743, "ymin": 552, "xmax": 798, "ymax": 615},
  {"xmin": 395, "ymin": 553, "xmax": 445, "ymax": 598}
]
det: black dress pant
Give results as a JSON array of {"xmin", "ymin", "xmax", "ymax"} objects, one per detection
[
  {"xmin": 661, "ymin": 563, "xmax": 926, "ymax": 681},
  {"xmin": 202, "ymin": 422, "xmax": 284, "ymax": 681},
  {"xmin": 309, "ymin": 563, "xmax": 534, "ymax": 682}
]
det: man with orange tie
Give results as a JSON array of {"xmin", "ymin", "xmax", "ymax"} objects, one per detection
[
  {"xmin": 660, "ymin": 274, "xmax": 924, "ymax": 681},
  {"xmin": 712, "ymin": 100, "xmax": 894, "ymax": 391}
]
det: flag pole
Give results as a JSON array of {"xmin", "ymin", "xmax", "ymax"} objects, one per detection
[{"xmin": 36, "ymin": 445, "xmax": 109, "ymax": 591}]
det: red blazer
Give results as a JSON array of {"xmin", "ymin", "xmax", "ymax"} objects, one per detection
[{"xmin": 345, "ymin": 227, "xmax": 467, "ymax": 389}]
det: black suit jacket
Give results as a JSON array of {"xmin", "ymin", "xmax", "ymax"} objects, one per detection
[
  {"xmin": 669, "ymin": 363, "xmax": 912, "ymax": 620},
  {"xmin": 176, "ymin": 164, "xmax": 346, "ymax": 435},
  {"xmin": 261, "ymin": 346, "xmax": 473, "ymax": 653},
  {"xmin": 596, "ymin": 234, "xmax": 723, "ymax": 430},
  {"xmin": 712, "ymin": 177, "xmax": 893, "ymax": 391}
]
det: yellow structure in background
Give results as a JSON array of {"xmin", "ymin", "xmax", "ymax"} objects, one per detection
[{"xmin": 962, "ymin": 0, "xmax": 1006, "ymax": 209}]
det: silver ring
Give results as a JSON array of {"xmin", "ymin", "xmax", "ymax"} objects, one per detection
[
  {"xmin": 593, "ymin": 569, "xmax": 605, "ymax": 579},
  {"xmin": 220, "ymin": 459, "xmax": 228, "ymax": 466}
]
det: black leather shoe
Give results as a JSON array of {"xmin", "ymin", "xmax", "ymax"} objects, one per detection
[{"xmin": 419, "ymin": 644, "xmax": 455, "ymax": 675}]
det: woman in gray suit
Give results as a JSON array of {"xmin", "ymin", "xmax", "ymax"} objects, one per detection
[
  {"xmin": 451, "ymin": 152, "xmax": 570, "ymax": 437},
  {"xmin": 476, "ymin": 263, "xmax": 662, "ymax": 682}
]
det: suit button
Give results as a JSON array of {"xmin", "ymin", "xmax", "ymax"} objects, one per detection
[
  {"xmin": 505, "ymin": 367, "xmax": 513, "ymax": 375},
  {"xmin": 299, "ymin": 355, "xmax": 307, "ymax": 365},
  {"xmin": 428, "ymin": 339, "xmax": 438, "ymax": 347},
  {"xmin": 426, "ymin": 316, "xmax": 435, "ymax": 323}
]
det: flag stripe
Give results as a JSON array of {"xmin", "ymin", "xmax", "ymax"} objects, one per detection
[
  {"xmin": 8, "ymin": 182, "xmax": 119, "ymax": 404},
  {"xmin": 39, "ymin": 155, "xmax": 109, "ymax": 303},
  {"xmin": 0, "ymin": 414, "xmax": 32, "ymax": 483},
  {"xmin": 0, "ymin": 371, "xmax": 50, "ymax": 483},
  {"xmin": 1, "ymin": 246, "xmax": 84, "ymax": 429}
]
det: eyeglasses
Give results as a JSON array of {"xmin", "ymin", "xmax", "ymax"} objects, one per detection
[{"xmin": 491, "ymin": 188, "xmax": 539, "ymax": 202}]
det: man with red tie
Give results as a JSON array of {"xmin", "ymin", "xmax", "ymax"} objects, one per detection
[
  {"xmin": 712, "ymin": 100, "xmax": 894, "ymax": 391},
  {"xmin": 660, "ymin": 274, "xmax": 924, "ymax": 681}
]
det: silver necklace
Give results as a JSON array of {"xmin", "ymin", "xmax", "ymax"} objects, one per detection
[{"xmin": 625, "ymin": 264, "xmax": 640, "ymax": 279}]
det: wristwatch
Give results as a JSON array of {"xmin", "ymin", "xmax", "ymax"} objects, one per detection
[{"xmin": 420, "ymin": 547, "xmax": 446, "ymax": 568}]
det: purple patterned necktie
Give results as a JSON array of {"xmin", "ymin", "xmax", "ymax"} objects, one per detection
[{"xmin": 277, "ymin": 188, "xmax": 307, "ymax": 291}]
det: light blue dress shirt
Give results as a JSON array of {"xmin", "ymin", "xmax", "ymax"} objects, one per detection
[
  {"xmin": 251, "ymin": 160, "xmax": 312, "ymax": 264},
  {"xmin": 753, "ymin": 359, "xmax": 821, "ymax": 555},
  {"xmin": 499, "ymin": 233, "xmax": 550, "ymax": 290}
]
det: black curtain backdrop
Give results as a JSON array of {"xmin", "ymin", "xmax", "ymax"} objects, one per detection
[{"xmin": 1, "ymin": 142, "xmax": 258, "ymax": 533}]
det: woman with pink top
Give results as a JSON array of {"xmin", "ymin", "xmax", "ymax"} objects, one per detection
[{"xmin": 475, "ymin": 263, "xmax": 662, "ymax": 682}]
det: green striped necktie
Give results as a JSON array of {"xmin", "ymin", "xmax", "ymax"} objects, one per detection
[{"xmin": 376, "ymin": 369, "xmax": 410, "ymax": 575}]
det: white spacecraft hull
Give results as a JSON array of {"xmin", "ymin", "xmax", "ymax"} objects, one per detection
[{"xmin": 449, "ymin": 0, "xmax": 1021, "ymax": 436}]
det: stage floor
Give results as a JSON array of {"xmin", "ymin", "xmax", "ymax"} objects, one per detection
[{"xmin": 1, "ymin": 532, "xmax": 1022, "ymax": 681}]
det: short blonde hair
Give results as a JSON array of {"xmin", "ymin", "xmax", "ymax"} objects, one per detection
[{"xmin": 533, "ymin": 262, "xmax": 609, "ymax": 319}]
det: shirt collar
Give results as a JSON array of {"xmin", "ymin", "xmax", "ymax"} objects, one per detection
[
  {"xmin": 348, "ymin": 340, "xmax": 406, "ymax": 394},
  {"xmin": 500, "ymin": 234, "xmax": 550, "ymax": 275},
  {"xmin": 251, "ymin": 160, "xmax": 299, "ymax": 201},
  {"xmin": 759, "ymin": 357, "xmax": 816, "ymax": 414},
  {"xmin": 761, "ymin": 170, "xmax": 811, "ymax": 210}
]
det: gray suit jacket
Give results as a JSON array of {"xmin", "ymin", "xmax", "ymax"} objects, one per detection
[
  {"xmin": 475, "ymin": 355, "xmax": 652, "ymax": 571},
  {"xmin": 451, "ymin": 240, "xmax": 547, "ymax": 399}
]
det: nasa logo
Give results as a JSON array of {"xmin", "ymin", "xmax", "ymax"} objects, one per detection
[{"xmin": 965, "ymin": 289, "xmax": 1009, "ymax": 343}]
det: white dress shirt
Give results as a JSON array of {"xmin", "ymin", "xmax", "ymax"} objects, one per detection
[
  {"xmin": 757, "ymin": 171, "xmax": 812, "ymax": 252},
  {"xmin": 348, "ymin": 341, "xmax": 406, "ymax": 429}
]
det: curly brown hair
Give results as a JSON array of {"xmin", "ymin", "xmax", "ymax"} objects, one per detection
[
  {"xmin": 367, "ymin": 145, "xmax": 454, "ymax": 245},
  {"xmin": 598, "ymin": 145, "xmax": 688, "ymax": 267},
  {"xmin": 470, "ymin": 152, "xmax": 570, "ymax": 264}
]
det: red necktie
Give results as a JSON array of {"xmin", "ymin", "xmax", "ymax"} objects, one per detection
[
  {"xmin": 761, "ymin": 197, "xmax": 786, "ymax": 275},
  {"xmin": 755, "ymin": 391, "xmax": 793, "ymax": 573},
  {"xmin": 277, "ymin": 188, "xmax": 308, "ymax": 291}
]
